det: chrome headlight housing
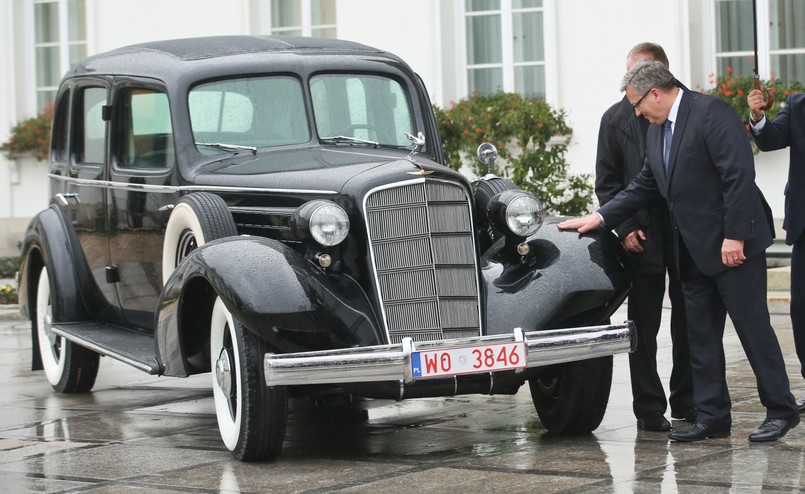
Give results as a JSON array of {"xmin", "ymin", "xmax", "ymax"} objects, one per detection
[
  {"xmin": 292, "ymin": 200, "xmax": 350, "ymax": 246},
  {"xmin": 488, "ymin": 190, "xmax": 544, "ymax": 238}
]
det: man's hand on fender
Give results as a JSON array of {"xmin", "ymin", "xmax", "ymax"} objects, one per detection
[{"xmin": 557, "ymin": 213, "xmax": 603, "ymax": 234}]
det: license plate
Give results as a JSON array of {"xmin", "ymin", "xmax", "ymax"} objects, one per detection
[{"xmin": 411, "ymin": 341, "xmax": 527, "ymax": 379}]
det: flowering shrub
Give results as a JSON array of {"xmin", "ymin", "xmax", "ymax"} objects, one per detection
[
  {"xmin": 434, "ymin": 92, "xmax": 594, "ymax": 216},
  {"xmin": 0, "ymin": 258, "xmax": 20, "ymax": 305},
  {"xmin": 1, "ymin": 104, "xmax": 54, "ymax": 161},
  {"xmin": 700, "ymin": 68, "xmax": 805, "ymax": 130},
  {"xmin": 0, "ymin": 284, "xmax": 17, "ymax": 305},
  {"xmin": 0, "ymin": 257, "xmax": 20, "ymax": 278}
]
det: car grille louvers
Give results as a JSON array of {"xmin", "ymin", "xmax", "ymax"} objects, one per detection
[{"xmin": 364, "ymin": 180, "xmax": 482, "ymax": 344}]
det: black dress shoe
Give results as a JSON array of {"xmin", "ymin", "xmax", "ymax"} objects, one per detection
[
  {"xmin": 748, "ymin": 415, "xmax": 800, "ymax": 442},
  {"xmin": 796, "ymin": 397, "xmax": 805, "ymax": 414},
  {"xmin": 668, "ymin": 421, "xmax": 730, "ymax": 442},
  {"xmin": 671, "ymin": 408, "xmax": 697, "ymax": 422},
  {"xmin": 637, "ymin": 412, "xmax": 671, "ymax": 432}
]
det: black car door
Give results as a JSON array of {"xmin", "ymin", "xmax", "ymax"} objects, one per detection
[{"xmin": 107, "ymin": 81, "xmax": 179, "ymax": 330}]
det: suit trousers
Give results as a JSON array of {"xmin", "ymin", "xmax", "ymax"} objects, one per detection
[
  {"xmin": 678, "ymin": 242, "xmax": 797, "ymax": 425},
  {"xmin": 792, "ymin": 231, "xmax": 805, "ymax": 381},
  {"xmin": 627, "ymin": 269, "xmax": 693, "ymax": 418}
]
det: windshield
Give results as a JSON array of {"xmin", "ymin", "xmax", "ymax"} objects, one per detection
[
  {"xmin": 311, "ymin": 74, "xmax": 414, "ymax": 147},
  {"xmin": 189, "ymin": 76, "xmax": 310, "ymax": 155},
  {"xmin": 188, "ymin": 73, "xmax": 416, "ymax": 155}
]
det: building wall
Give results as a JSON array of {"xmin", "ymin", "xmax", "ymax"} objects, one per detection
[{"xmin": 0, "ymin": 0, "xmax": 791, "ymax": 257}]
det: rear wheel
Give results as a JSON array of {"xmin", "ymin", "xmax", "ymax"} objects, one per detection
[
  {"xmin": 210, "ymin": 297, "xmax": 288, "ymax": 461},
  {"xmin": 529, "ymin": 356, "xmax": 613, "ymax": 434},
  {"xmin": 35, "ymin": 267, "xmax": 99, "ymax": 393}
]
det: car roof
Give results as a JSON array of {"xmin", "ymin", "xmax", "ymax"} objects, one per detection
[{"xmin": 65, "ymin": 35, "xmax": 402, "ymax": 82}]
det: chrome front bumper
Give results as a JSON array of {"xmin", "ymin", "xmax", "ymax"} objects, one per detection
[{"xmin": 264, "ymin": 322, "xmax": 635, "ymax": 387}]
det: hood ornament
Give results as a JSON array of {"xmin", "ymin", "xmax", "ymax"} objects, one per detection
[{"xmin": 404, "ymin": 132, "xmax": 433, "ymax": 175}]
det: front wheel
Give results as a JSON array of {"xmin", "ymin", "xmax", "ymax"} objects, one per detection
[
  {"xmin": 35, "ymin": 267, "xmax": 99, "ymax": 393},
  {"xmin": 210, "ymin": 297, "xmax": 288, "ymax": 461},
  {"xmin": 528, "ymin": 356, "xmax": 613, "ymax": 434}
]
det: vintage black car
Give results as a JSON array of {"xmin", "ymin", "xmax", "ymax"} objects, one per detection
[{"xmin": 17, "ymin": 35, "xmax": 634, "ymax": 461}]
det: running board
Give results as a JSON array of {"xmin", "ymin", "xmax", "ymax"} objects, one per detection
[{"xmin": 51, "ymin": 322, "xmax": 161, "ymax": 374}]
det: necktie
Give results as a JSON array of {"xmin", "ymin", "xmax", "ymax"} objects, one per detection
[{"xmin": 663, "ymin": 119, "xmax": 673, "ymax": 171}]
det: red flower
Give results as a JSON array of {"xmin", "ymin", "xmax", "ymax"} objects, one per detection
[{"xmin": 726, "ymin": 66, "xmax": 733, "ymax": 73}]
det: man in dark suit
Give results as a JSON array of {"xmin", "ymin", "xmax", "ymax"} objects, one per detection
[
  {"xmin": 559, "ymin": 60, "xmax": 799, "ymax": 442},
  {"xmin": 596, "ymin": 43, "xmax": 693, "ymax": 432},
  {"xmin": 748, "ymin": 89, "xmax": 805, "ymax": 413}
]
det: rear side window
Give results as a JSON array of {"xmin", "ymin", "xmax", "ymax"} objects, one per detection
[
  {"xmin": 76, "ymin": 87, "xmax": 106, "ymax": 164},
  {"xmin": 51, "ymin": 92, "xmax": 69, "ymax": 163},
  {"xmin": 116, "ymin": 89, "xmax": 175, "ymax": 169},
  {"xmin": 189, "ymin": 76, "xmax": 310, "ymax": 154}
]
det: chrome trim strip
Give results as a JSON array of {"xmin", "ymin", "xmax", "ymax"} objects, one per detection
[
  {"xmin": 264, "ymin": 322, "xmax": 636, "ymax": 387},
  {"xmin": 48, "ymin": 173, "xmax": 338, "ymax": 195}
]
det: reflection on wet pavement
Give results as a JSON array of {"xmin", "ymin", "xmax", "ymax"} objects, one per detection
[{"xmin": 0, "ymin": 305, "xmax": 803, "ymax": 492}]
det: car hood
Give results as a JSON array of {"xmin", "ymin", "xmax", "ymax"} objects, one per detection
[{"xmin": 189, "ymin": 146, "xmax": 464, "ymax": 193}]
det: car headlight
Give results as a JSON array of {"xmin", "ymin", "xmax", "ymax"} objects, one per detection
[
  {"xmin": 293, "ymin": 200, "xmax": 350, "ymax": 246},
  {"xmin": 488, "ymin": 190, "xmax": 544, "ymax": 237}
]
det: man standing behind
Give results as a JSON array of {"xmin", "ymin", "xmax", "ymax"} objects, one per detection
[
  {"xmin": 747, "ymin": 88, "xmax": 805, "ymax": 413},
  {"xmin": 559, "ymin": 60, "xmax": 799, "ymax": 442},
  {"xmin": 595, "ymin": 43, "xmax": 694, "ymax": 432}
]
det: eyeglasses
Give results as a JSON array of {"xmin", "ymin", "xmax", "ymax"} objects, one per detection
[{"xmin": 631, "ymin": 88, "xmax": 654, "ymax": 109}]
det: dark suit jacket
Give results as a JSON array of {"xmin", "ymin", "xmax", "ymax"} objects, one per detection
[
  {"xmin": 752, "ymin": 93, "xmax": 805, "ymax": 246},
  {"xmin": 599, "ymin": 90, "xmax": 774, "ymax": 277},
  {"xmin": 596, "ymin": 96, "xmax": 668, "ymax": 275}
]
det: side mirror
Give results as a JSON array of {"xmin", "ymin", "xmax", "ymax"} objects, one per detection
[{"xmin": 476, "ymin": 142, "xmax": 498, "ymax": 177}]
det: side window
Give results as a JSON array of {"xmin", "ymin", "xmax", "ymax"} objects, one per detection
[
  {"xmin": 51, "ymin": 90, "xmax": 70, "ymax": 163},
  {"xmin": 117, "ymin": 89, "xmax": 175, "ymax": 169},
  {"xmin": 75, "ymin": 87, "xmax": 106, "ymax": 164}
]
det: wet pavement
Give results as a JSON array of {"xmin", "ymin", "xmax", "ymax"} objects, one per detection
[{"xmin": 1, "ymin": 299, "xmax": 804, "ymax": 493}]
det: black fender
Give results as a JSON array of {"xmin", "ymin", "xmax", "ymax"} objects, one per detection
[
  {"xmin": 18, "ymin": 206, "xmax": 102, "ymax": 370},
  {"xmin": 156, "ymin": 236, "xmax": 383, "ymax": 377},
  {"xmin": 482, "ymin": 217, "xmax": 629, "ymax": 334}
]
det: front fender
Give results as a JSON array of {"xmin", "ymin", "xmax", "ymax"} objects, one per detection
[
  {"xmin": 156, "ymin": 236, "xmax": 383, "ymax": 376},
  {"xmin": 483, "ymin": 217, "xmax": 629, "ymax": 334},
  {"xmin": 18, "ymin": 206, "xmax": 93, "ymax": 323}
]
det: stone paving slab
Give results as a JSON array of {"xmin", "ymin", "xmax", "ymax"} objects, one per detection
[{"xmin": 1, "ymin": 305, "xmax": 804, "ymax": 492}]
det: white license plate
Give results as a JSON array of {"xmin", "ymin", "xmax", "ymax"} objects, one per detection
[{"xmin": 411, "ymin": 341, "xmax": 527, "ymax": 379}]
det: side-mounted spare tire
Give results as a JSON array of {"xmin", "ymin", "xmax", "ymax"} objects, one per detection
[{"xmin": 162, "ymin": 192, "xmax": 238, "ymax": 283}]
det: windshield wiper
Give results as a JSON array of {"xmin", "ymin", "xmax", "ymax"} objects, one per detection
[
  {"xmin": 195, "ymin": 142, "xmax": 257, "ymax": 155},
  {"xmin": 320, "ymin": 135, "xmax": 379, "ymax": 148}
]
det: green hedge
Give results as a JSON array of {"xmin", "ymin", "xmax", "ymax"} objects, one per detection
[{"xmin": 434, "ymin": 92, "xmax": 594, "ymax": 216}]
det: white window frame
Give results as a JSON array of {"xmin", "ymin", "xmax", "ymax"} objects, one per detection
[
  {"xmin": 258, "ymin": 0, "xmax": 336, "ymax": 37},
  {"xmin": 705, "ymin": 0, "xmax": 805, "ymax": 87},
  {"xmin": 455, "ymin": 0, "xmax": 557, "ymax": 102},
  {"xmin": 28, "ymin": 0, "xmax": 87, "ymax": 112}
]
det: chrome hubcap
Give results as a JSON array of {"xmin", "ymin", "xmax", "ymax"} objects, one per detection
[
  {"xmin": 215, "ymin": 348, "xmax": 233, "ymax": 398},
  {"xmin": 43, "ymin": 305, "xmax": 57, "ymax": 345}
]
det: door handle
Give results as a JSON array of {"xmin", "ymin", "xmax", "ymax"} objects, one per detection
[{"xmin": 55, "ymin": 193, "xmax": 81, "ymax": 206}]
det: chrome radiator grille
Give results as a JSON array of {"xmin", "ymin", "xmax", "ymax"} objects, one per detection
[{"xmin": 364, "ymin": 180, "xmax": 482, "ymax": 344}]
